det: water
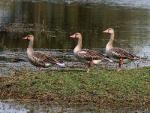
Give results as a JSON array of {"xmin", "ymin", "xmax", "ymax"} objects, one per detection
[
  {"xmin": 0, "ymin": 100, "xmax": 149, "ymax": 113},
  {"xmin": 0, "ymin": 0, "xmax": 150, "ymax": 53},
  {"xmin": 0, "ymin": 0, "xmax": 150, "ymax": 112}
]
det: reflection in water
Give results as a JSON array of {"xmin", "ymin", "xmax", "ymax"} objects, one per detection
[{"xmin": 0, "ymin": 100, "xmax": 149, "ymax": 113}]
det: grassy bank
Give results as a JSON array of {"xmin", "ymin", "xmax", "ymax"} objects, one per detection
[{"xmin": 0, "ymin": 67, "xmax": 150, "ymax": 108}]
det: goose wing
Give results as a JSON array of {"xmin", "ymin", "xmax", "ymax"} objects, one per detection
[
  {"xmin": 32, "ymin": 51, "xmax": 59, "ymax": 66},
  {"xmin": 77, "ymin": 49, "xmax": 105, "ymax": 60},
  {"xmin": 111, "ymin": 47, "xmax": 139, "ymax": 59}
]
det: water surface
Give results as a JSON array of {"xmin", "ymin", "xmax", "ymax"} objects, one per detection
[
  {"xmin": 0, "ymin": 0, "xmax": 149, "ymax": 57},
  {"xmin": 0, "ymin": 100, "xmax": 149, "ymax": 113}
]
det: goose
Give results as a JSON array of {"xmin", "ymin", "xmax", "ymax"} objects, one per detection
[
  {"xmin": 23, "ymin": 35, "xmax": 65, "ymax": 68},
  {"xmin": 70, "ymin": 32, "xmax": 112, "ymax": 72},
  {"xmin": 103, "ymin": 28, "xmax": 140, "ymax": 69}
]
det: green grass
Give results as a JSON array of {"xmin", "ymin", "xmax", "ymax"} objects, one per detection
[{"xmin": 0, "ymin": 67, "xmax": 150, "ymax": 107}]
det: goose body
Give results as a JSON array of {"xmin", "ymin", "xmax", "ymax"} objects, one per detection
[
  {"xmin": 74, "ymin": 49, "xmax": 110, "ymax": 64},
  {"xmin": 23, "ymin": 35, "xmax": 65, "ymax": 68},
  {"xmin": 70, "ymin": 33, "xmax": 112, "ymax": 72},
  {"xmin": 106, "ymin": 47, "xmax": 139, "ymax": 60},
  {"xmin": 103, "ymin": 28, "xmax": 139, "ymax": 68}
]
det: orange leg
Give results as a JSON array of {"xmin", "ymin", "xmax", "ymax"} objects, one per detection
[
  {"xmin": 119, "ymin": 58, "xmax": 124, "ymax": 68},
  {"xmin": 86, "ymin": 61, "xmax": 94, "ymax": 73}
]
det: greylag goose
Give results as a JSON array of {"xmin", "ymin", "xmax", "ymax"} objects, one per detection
[
  {"xmin": 70, "ymin": 32, "xmax": 112, "ymax": 72},
  {"xmin": 103, "ymin": 28, "xmax": 140, "ymax": 69},
  {"xmin": 23, "ymin": 35, "xmax": 65, "ymax": 68}
]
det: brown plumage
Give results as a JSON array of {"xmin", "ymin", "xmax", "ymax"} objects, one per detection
[
  {"xmin": 103, "ymin": 28, "xmax": 140, "ymax": 69},
  {"xmin": 70, "ymin": 32, "xmax": 112, "ymax": 72},
  {"xmin": 110, "ymin": 47, "xmax": 139, "ymax": 60},
  {"xmin": 23, "ymin": 35, "xmax": 65, "ymax": 68},
  {"xmin": 75, "ymin": 49, "xmax": 107, "ymax": 61}
]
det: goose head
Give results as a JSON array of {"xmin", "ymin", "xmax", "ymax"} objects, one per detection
[
  {"xmin": 23, "ymin": 35, "xmax": 34, "ymax": 41},
  {"xmin": 103, "ymin": 28, "xmax": 114, "ymax": 34},
  {"xmin": 70, "ymin": 32, "xmax": 82, "ymax": 39}
]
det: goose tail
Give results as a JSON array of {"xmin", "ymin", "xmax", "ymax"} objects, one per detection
[
  {"xmin": 56, "ymin": 62, "xmax": 66, "ymax": 68},
  {"xmin": 103, "ymin": 57, "xmax": 113, "ymax": 63},
  {"xmin": 133, "ymin": 56, "xmax": 148, "ymax": 60}
]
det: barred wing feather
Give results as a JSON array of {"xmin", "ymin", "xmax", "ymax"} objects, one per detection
[
  {"xmin": 32, "ymin": 52, "xmax": 59, "ymax": 65},
  {"xmin": 77, "ymin": 49, "xmax": 105, "ymax": 60},
  {"xmin": 111, "ymin": 48, "xmax": 138, "ymax": 59}
]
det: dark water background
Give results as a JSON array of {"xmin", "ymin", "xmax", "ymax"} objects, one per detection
[
  {"xmin": 0, "ymin": 0, "xmax": 150, "ymax": 57},
  {"xmin": 0, "ymin": 0, "xmax": 150, "ymax": 112}
]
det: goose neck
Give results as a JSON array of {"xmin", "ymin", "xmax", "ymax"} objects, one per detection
[
  {"xmin": 106, "ymin": 33, "xmax": 114, "ymax": 51},
  {"xmin": 28, "ymin": 39, "xmax": 34, "ymax": 48},
  {"xmin": 73, "ymin": 37, "xmax": 82, "ymax": 53}
]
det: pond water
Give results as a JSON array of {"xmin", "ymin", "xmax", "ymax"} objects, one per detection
[
  {"xmin": 0, "ymin": 0, "xmax": 150, "ymax": 112},
  {"xmin": 0, "ymin": 100, "xmax": 149, "ymax": 113},
  {"xmin": 0, "ymin": 0, "xmax": 150, "ymax": 56}
]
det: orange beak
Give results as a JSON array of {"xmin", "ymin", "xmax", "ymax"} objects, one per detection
[
  {"xmin": 70, "ymin": 34, "xmax": 76, "ymax": 38},
  {"xmin": 103, "ymin": 29, "xmax": 108, "ymax": 33},
  {"xmin": 23, "ymin": 36, "xmax": 28, "ymax": 40}
]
